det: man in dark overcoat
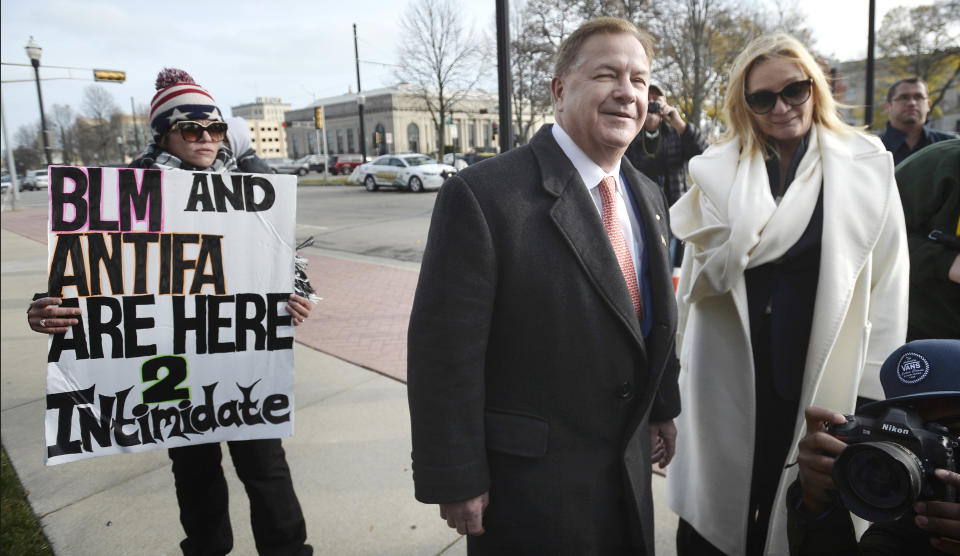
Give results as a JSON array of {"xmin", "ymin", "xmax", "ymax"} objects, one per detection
[{"xmin": 407, "ymin": 17, "xmax": 681, "ymax": 555}]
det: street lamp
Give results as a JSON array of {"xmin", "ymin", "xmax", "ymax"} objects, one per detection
[{"xmin": 24, "ymin": 36, "xmax": 53, "ymax": 167}]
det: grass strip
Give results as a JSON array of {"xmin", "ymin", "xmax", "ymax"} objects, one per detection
[{"xmin": 1, "ymin": 445, "xmax": 53, "ymax": 555}]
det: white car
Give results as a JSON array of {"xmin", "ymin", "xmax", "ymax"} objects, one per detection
[
  {"xmin": 23, "ymin": 169, "xmax": 49, "ymax": 191},
  {"xmin": 358, "ymin": 154, "xmax": 457, "ymax": 193}
]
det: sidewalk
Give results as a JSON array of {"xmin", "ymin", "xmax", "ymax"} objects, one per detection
[{"xmin": 1, "ymin": 208, "xmax": 678, "ymax": 555}]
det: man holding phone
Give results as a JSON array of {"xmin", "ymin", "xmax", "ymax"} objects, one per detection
[{"xmin": 625, "ymin": 84, "xmax": 708, "ymax": 266}]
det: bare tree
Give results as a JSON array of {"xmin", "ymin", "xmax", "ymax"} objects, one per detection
[
  {"xmin": 511, "ymin": 0, "xmax": 556, "ymax": 144},
  {"xmin": 50, "ymin": 104, "xmax": 76, "ymax": 164},
  {"xmin": 395, "ymin": 0, "xmax": 488, "ymax": 153},
  {"xmin": 878, "ymin": 0, "xmax": 960, "ymax": 112},
  {"xmin": 78, "ymin": 85, "xmax": 122, "ymax": 163},
  {"xmin": 13, "ymin": 122, "xmax": 44, "ymax": 172}
]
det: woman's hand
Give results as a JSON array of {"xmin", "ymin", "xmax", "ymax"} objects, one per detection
[
  {"xmin": 27, "ymin": 297, "xmax": 82, "ymax": 334},
  {"xmin": 286, "ymin": 294, "xmax": 312, "ymax": 326}
]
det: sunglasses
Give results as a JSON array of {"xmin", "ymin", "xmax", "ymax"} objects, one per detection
[
  {"xmin": 171, "ymin": 120, "xmax": 228, "ymax": 142},
  {"xmin": 745, "ymin": 79, "xmax": 813, "ymax": 114}
]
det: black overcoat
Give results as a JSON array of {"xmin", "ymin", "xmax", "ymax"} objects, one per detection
[{"xmin": 407, "ymin": 126, "xmax": 681, "ymax": 555}]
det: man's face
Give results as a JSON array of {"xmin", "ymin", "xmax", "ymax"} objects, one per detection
[
  {"xmin": 644, "ymin": 91, "xmax": 664, "ymax": 131},
  {"xmin": 884, "ymin": 82, "xmax": 930, "ymax": 131},
  {"xmin": 919, "ymin": 397, "xmax": 960, "ymax": 434},
  {"xmin": 552, "ymin": 32, "xmax": 650, "ymax": 167}
]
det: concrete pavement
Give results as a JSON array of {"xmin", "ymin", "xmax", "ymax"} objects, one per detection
[{"xmin": 1, "ymin": 206, "xmax": 678, "ymax": 555}]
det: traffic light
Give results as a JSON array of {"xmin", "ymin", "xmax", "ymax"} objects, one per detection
[
  {"xmin": 92, "ymin": 69, "xmax": 126, "ymax": 83},
  {"xmin": 314, "ymin": 107, "xmax": 324, "ymax": 130},
  {"xmin": 492, "ymin": 122, "xmax": 498, "ymax": 140}
]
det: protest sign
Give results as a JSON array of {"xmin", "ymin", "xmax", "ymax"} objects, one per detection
[{"xmin": 44, "ymin": 166, "xmax": 298, "ymax": 466}]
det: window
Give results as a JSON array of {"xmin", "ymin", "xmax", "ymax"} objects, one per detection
[
  {"xmin": 407, "ymin": 122, "xmax": 420, "ymax": 153},
  {"xmin": 336, "ymin": 130, "xmax": 344, "ymax": 153},
  {"xmin": 469, "ymin": 123, "xmax": 476, "ymax": 148},
  {"xmin": 347, "ymin": 128, "xmax": 355, "ymax": 152}
]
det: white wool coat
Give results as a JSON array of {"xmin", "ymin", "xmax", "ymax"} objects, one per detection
[{"xmin": 665, "ymin": 126, "xmax": 908, "ymax": 556}]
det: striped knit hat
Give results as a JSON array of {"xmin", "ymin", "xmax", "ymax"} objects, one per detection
[{"xmin": 149, "ymin": 68, "xmax": 223, "ymax": 141}]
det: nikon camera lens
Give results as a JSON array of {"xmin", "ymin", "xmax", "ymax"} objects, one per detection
[{"xmin": 832, "ymin": 441, "xmax": 924, "ymax": 522}]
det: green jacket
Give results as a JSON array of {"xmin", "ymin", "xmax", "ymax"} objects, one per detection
[{"xmin": 895, "ymin": 139, "xmax": 960, "ymax": 338}]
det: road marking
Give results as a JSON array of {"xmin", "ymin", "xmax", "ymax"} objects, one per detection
[{"xmin": 298, "ymin": 225, "xmax": 330, "ymax": 230}]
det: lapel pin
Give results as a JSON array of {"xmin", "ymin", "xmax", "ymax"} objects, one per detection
[
  {"xmin": 660, "ymin": 235, "xmax": 666, "ymax": 246},
  {"xmin": 655, "ymin": 214, "xmax": 661, "ymax": 221}
]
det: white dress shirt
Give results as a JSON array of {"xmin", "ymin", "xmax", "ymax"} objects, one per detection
[{"xmin": 552, "ymin": 123, "xmax": 644, "ymax": 283}]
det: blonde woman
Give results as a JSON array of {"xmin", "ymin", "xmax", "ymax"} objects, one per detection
[{"xmin": 665, "ymin": 33, "xmax": 908, "ymax": 555}]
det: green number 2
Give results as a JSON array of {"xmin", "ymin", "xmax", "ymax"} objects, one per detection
[{"xmin": 141, "ymin": 355, "xmax": 191, "ymax": 404}]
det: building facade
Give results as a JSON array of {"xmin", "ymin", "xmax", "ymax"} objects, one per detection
[
  {"xmin": 230, "ymin": 97, "xmax": 291, "ymax": 159},
  {"xmin": 283, "ymin": 84, "xmax": 554, "ymax": 159}
]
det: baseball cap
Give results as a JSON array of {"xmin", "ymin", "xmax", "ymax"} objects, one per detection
[{"xmin": 860, "ymin": 339, "xmax": 960, "ymax": 415}]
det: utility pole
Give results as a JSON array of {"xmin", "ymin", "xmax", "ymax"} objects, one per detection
[
  {"xmin": 354, "ymin": 24, "xmax": 367, "ymax": 161},
  {"xmin": 865, "ymin": 0, "xmax": 876, "ymax": 128},
  {"xmin": 496, "ymin": 0, "xmax": 512, "ymax": 153}
]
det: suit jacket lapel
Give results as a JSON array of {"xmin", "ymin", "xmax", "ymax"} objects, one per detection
[{"xmin": 529, "ymin": 126, "xmax": 645, "ymax": 345}]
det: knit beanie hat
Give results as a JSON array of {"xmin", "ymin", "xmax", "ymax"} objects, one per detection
[{"xmin": 149, "ymin": 68, "xmax": 223, "ymax": 141}]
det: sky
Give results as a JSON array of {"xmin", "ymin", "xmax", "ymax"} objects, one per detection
[{"xmin": 0, "ymin": 0, "xmax": 938, "ymax": 151}]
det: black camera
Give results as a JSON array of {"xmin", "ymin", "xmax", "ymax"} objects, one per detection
[
  {"xmin": 648, "ymin": 102, "xmax": 660, "ymax": 114},
  {"xmin": 828, "ymin": 406, "xmax": 957, "ymax": 522}
]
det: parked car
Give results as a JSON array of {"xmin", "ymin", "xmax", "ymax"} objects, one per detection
[
  {"xmin": 1, "ymin": 174, "xmax": 10, "ymax": 194},
  {"xmin": 442, "ymin": 153, "xmax": 469, "ymax": 170},
  {"xmin": 274, "ymin": 154, "xmax": 331, "ymax": 176},
  {"xmin": 264, "ymin": 157, "xmax": 292, "ymax": 174},
  {"xmin": 22, "ymin": 169, "xmax": 49, "ymax": 191},
  {"xmin": 330, "ymin": 153, "xmax": 364, "ymax": 175},
  {"xmin": 357, "ymin": 153, "xmax": 457, "ymax": 193}
]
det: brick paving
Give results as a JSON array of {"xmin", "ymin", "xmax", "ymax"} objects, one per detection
[{"xmin": 1, "ymin": 206, "xmax": 417, "ymax": 383}]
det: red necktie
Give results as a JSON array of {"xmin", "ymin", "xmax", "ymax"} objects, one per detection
[{"xmin": 599, "ymin": 176, "xmax": 643, "ymax": 320}]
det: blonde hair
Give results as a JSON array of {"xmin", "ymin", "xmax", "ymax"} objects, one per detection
[
  {"xmin": 554, "ymin": 17, "xmax": 654, "ymax": 77},
  {"xmin": 723, "ymin": 32, "xmax": 856, "ymax": 158}
]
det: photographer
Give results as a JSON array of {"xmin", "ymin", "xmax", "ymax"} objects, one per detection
[
  {"xmin": 789, "ymin": 339, "xmax": 960, "ymax": 555},
  {"xmin": 625, "ymin": 84, "xmax": 707, "ymax": 267}
]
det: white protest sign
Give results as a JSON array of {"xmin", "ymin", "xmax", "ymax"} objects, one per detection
[{"xmin": 44, "ymin": 167, "xmax": 298, "ymax": 465}]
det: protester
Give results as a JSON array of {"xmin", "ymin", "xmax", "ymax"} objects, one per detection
[
  {"xmin": 895, "ymin": 139, "xmax": 960, "ymax": 341},
  {"xmin": 407, "ymin": 17, "xmax": 680, "ymax": 555},
  {"xmin": 880, "ymin": 78, "xmax": 956, "ymax": 166},
  {"xmin": 27, "ymin": 68, "xmax": 314, "ymax": 556},
  {"xmin": 666, "ymin": 32, "xmax": 909, "ymax": 556},
  {"xmin": 625, "ymin": 84, "xmax": 708, "ymax": 266},
  {"xmin": 789, "ymin": 339, "xmax": 960, "ymax": 555}
]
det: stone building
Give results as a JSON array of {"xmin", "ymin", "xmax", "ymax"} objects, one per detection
[{"xmin": 283, "ymin": 83, "xmax": 554, "ymax": 159}]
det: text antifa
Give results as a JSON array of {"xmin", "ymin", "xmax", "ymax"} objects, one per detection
[
  {"xmin": 48, "ymin": 294, "xmax": 295, "ymax": 363},
  {"xmin": 46, "ymin": 379, "xmax": 290, "ymax": 458}
]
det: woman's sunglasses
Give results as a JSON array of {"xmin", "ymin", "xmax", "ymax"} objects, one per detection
[
  {"xmin": 745, "ymin": 79, "xmax": 813, "ymax": 115},
  {"xmin": 172, "ymin": 120, "xmax": 228, "ymax": 142}
]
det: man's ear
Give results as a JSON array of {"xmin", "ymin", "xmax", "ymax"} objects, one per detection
[
  {"xmin": 882, "ymin": 102, "xmax": 891, "ymax": 115},
  {"xmin": 550, "ymin": 76, "xmax": 564, "ymax": 109}
]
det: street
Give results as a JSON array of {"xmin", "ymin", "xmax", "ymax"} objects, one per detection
[{"xmin": 295, "ymin": 184, "xmax": 436, "ymax": 263}]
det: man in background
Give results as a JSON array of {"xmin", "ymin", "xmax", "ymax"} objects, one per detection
[{"xmin": 880, "ymin": 78, "xmax": 956, "ymax": 165}]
